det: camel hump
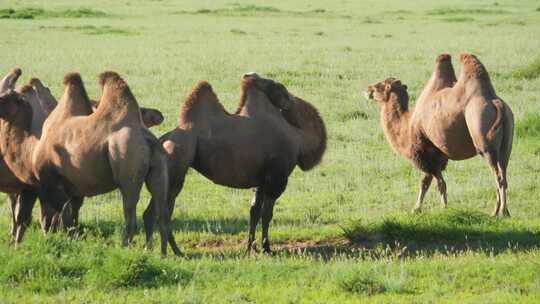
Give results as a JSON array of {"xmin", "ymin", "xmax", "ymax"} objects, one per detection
[
  {"xmin": 99, "ymin": 71, "xmax": 123, "ymax": 88},
  {"xmin": 64, "ymin": 72, "xmax": 84, "ymax": 86},
  {"xmin": 97, "ymin": 71, "xmax": 141, "ymax": 120},
  {"xmin": 186, "ymin": 81, "xmax": 216, "ymax": 103},
  {"xmin": 59, "ymin": 72, "xmax": 93, "ymax": 117},
  {"xmin": 460, "ymin": 53, "xmax": 490, "ymax": 80},
  {"xmin": 487, "ymin": 99, "xmax": 504, "ymax": 141},
  {"xmin": 1, "ymin": 67, "xmax": 22, "ymax": 92},
  {"xmin": 11, "ymin": 68, "xmax": 22, "ymax": 77},
  {"xmin": 436, "ymin": 53, "xmax": 451, "ymax": 63},
  {"xmin": 29, "ymin": 77, "xmax": 45, "ymax": 89},
  {"xmin": 19, "ymin": 84, "xmax": 35, "ymax": 95},
  {"xmin": 180, "ymin": 80, "xmax": 223, "ymax": 123}
]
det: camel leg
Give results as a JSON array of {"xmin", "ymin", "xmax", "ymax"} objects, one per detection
[
  {"xmin": 261, "ymin": 195, "xmax": 277, "ymax": 254},
  {"xmin": 145, "ymin": 152, "xmax": 181, "ymax": 257},
  {"xmin": 36, "ymin": 187, "xmax": 69, "ymax": 233},
  {"xmin": 434, "ymin": 173, "xmax": 448, "ymax": 208},
  {"xmin": 143, "ymin": 175, "xmax": 184, "ymax": 255},
  {"xmin": 497, "ymin": 162, "xmax": 509, "ymax": 217},
  {"xmin": 118, "ymin": 186, "xmax": 141, "ymax": 247},
  {"xmin": 14, "ymin": 190, "xmax": 38, "ymax": 244},
  {"xmin": 246, "ymin": 188, "xmax": 263, "ymax": 254},
  {"xmin": 39, "ymin": 199, "xmax": 57, "ymax": 233},
  {"xmin": 9, "ymin": 194, "xmax": 17, "ymax": 239},
  {"xmin": 142, "ymin": 199, "xmax": 156, "ymax": 249},
  {"xmin": 413, "ymin": 173, "xmax": 433, "ymax": 213},
  {"xmin": 260, "ymin": 160, "xmax": 288, "ymax": 254},
  {"xmin": 480, "ymin": 149, "xmax": 509, "ymax": 217}
]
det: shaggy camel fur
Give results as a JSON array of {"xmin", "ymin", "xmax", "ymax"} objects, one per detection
[
  {"xmin": 0, "ymin": 69, "xmax": 65, "ymax": 242},
  {"xmin": 32, "ymin": 72, "xmax": 179, "ymax": 255},
  {"xmin": 144, "ymin": 73, "xmax": 327, "ymax": 253},
  {"xmin": 366, "ymin": 53, "xmax": 514, "ymax": 216}
]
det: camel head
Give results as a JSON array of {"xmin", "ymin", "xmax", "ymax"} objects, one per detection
[
  {"xmin": 140, "ymin": 107, "xmax": 164, "ymax": 128},
  {"xmin": 365, "ymin": 77, "xmax": 409, "ymax": 109},
  {"xmin": 0, "ymin": 68, "xmax": 22, "ymax": 94},
  {"xmin": 241, "ymin": 72, "xmax": 293, "ymax": 111},
  {"xmin": 0, "ymin": 89, "xmax": 33, "ymax": 124}
]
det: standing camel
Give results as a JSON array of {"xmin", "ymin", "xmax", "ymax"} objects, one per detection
[
  {"xmin": 144, "ymin": 73, "xmax": 327, "ymax": 253},
  {"xmin": 32, "ymin": 72, "xmax": 179, "ymax": 255},
  {"xmin": 365, "ymin": 53, "xmax": 514, "ymax": 216},
  {"xmin": 0, "ymin": 69, "xmax": 66, "ymax": 242}
]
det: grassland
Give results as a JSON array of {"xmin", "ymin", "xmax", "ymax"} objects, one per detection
[{"xmin": 1, "ymin": 0, "xmax": 540, "ymax": 302}]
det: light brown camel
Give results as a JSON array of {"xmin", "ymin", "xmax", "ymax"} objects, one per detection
[
  {"xmin": 15, "ymin": 77, "xmax": 165, "ymax": 231},
  {"xmin": 143, "ymin": 73, "xmax": 327, "ymax": 253},
  {"xmin": 366, "ymin": 53, "xmax": 514, "ymax": 216},
  {"xmin": 32, "ymin": 72, "xmax": 179, "ymax": 255},
  {"xmin": 0, "ymin": 69, "xmax": 66, "ymax": 242}
]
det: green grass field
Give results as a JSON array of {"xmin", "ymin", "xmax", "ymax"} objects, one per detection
[{"xmin": 1, "ymin": 0, "xmax": 540, "ymax": 302}]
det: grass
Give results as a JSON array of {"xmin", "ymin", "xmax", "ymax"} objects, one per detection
[
  {"xmin": 42, "ymin": 25, "xmax": 137, "ymax": 35},
  {"xmin": 426, "ymin": 8, "xmax": 510, "ymax": 15},
  {"xmin": 516, "ymin": 113, "xmax": 540, "ymax": 139},
  {"xmin": 513, "ymin": 57, "xmax": 540, "ymax": 80},
  {"xmin": 0, "ymin": 7, "xmax": 107, "ymax": 19},
  {"xmin": 1, "ymin": 0, "xmax": 540, "ymax": 302}
]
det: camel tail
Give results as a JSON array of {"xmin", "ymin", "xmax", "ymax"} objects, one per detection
[
  {"xmin": 284, "ymin": 97, "xmax": 327, "ymax": 171},
  {"xmin": 487, "ymin": 99, "xmax": 504, "ymax": 142}
]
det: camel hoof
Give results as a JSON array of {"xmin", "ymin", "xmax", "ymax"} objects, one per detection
[
  {"xmin": 412, "ymin": 208, "xmax": 422, "ymax": 214},
  {"xmin": 144, "ymin": 242, "xmax": 154, "ymax": 251}
]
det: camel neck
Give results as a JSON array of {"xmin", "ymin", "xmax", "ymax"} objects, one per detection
[
  {"xmin": 0, "ymin": 119, "xmax": 39, "ymax": 185},
  {"xmin": 237, "ymin": 89, "xmax": 279, "ymax": 117},
  {"xmin": 380, "ymin": 94, "xmax": 412, "ymax": 159}
]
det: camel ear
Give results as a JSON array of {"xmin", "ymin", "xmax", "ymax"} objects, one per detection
[{"xmin": 402, "ymin": 84, "xmax": 408, "ymax": 90}]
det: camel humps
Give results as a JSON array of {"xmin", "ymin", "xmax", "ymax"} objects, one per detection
[
  {"xmin": 32, "ymin": 72, "xmax": 179, "ymax": 255},
  {"xmin": 143, "ymin": 73, "xmax": 327, "ymax": 253},
  {"xmin": 366, "ymin": 53, "xmax": 514, "ymax": 216}
]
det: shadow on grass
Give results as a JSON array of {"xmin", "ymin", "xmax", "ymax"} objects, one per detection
[
  {"xmin": 268, "ymin": 209, "xmax": 540, "ymax": 260},
  {"xmin": 57, "ymin": 208, "xmax": 540, "ymax": 260},
  {"xmin": 339, "ymin": 209, "xmax": 540, "ymax": 257},
  {"xmin": 76, "ymin": 216, "xmax": 302, "ymax": 239}
]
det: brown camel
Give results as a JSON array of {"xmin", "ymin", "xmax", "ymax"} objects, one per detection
[
  {"xmin": 143, "ymin": 73, "xmax": 327, "ymax": 253},
  {"xmin": 366, "ymin": 53, "xmax": 514, "ymax": 216},
  {"xmin": 14, "ymin": 77, "xmax": 165, "ymax": 231},
  {"xmin": 0, "ymin": 69, "xmax": 65, "ymax": 242},
  {"xmin": 32, "ymin": 72, "xmax": 179, "ymax": 255}
]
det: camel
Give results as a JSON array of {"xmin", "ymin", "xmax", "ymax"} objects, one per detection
[
  {"xmin": 1, "ymin": 69, "xmax": 166, "ymax": 242},
  {"xmin": 0, "ymin": 69, "xmax": 66, "ymax": 242},
  {"xmin": 366, "ymin": 53, "xmax": 514, "ymax": 216},
  {"xmin": 32, "ymin": 72, "xmax": 179, "ymax": 255},
  {"xmin": 143, "ymin": 73, "xmax": 327, "ymax": 254},
  {"xmin": 22, "ymin": 77, "xmax": 163, "ymax": 231}
]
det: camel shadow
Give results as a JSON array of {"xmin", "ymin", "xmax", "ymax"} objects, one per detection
[
  {"xmin": 69, "ymin": 209, "xmax": 540, "ymax": 261},
  {"xmin": 75, "ymin": 216, "xmax": 302, "ymax": 239},
  {"xmin": 278, "ymin": 210, "xmax": 540, "ymax": 260}
]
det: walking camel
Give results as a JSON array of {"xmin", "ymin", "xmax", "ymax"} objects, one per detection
[
  {"xmin": 32, "ymin": 72, "xmax": 179, "ymax": 255},
  {"xmin": 366, "ymin": 53, "xmax": 514, "ymax": 216},
  {"xmin": 143, "ymin": 73, "xmax": 327, "ymax": 253}
]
